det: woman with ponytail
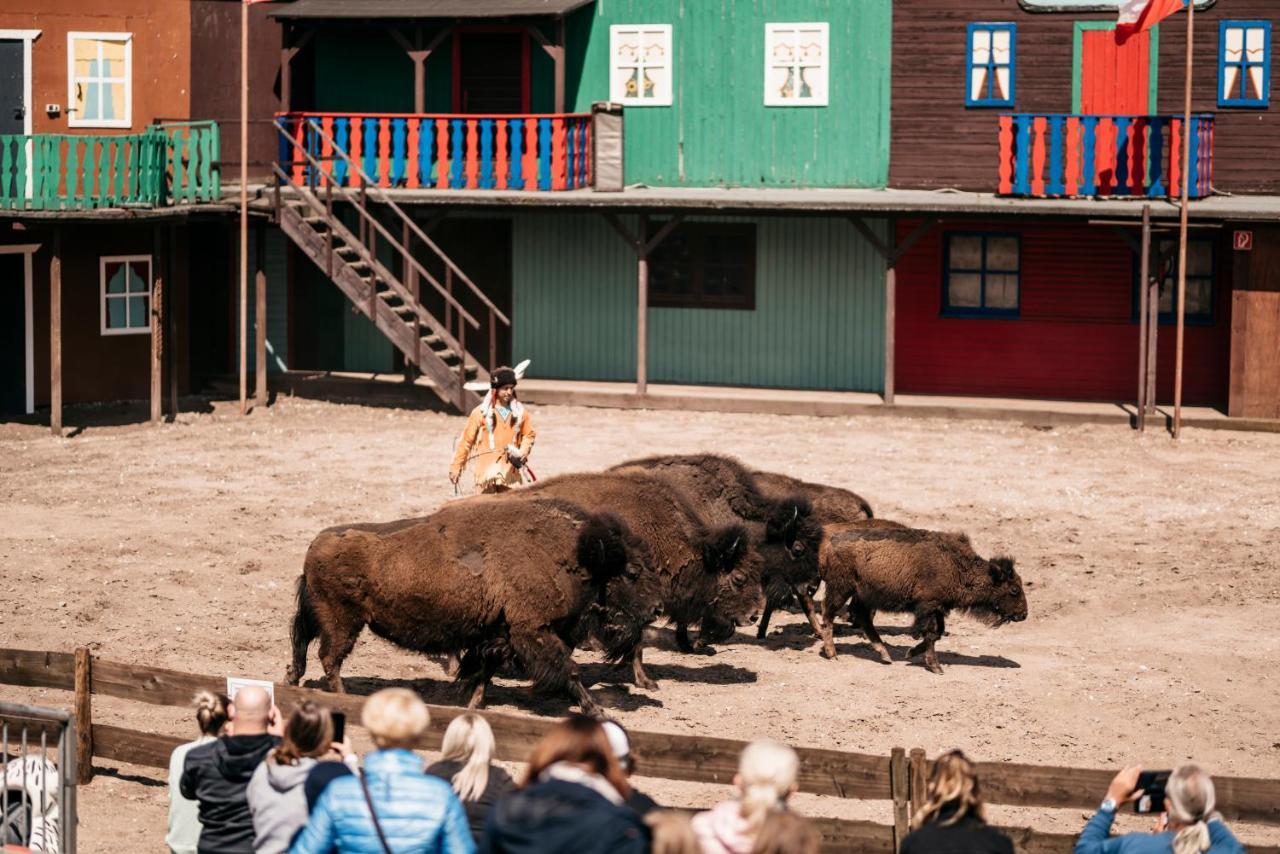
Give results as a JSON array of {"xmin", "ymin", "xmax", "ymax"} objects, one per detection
[
  {"xmin": 426, "ymin": 714, "xmax": 515, "ymax": 841},
  {"xmin": 691, "ymin": 740, "xmax": 800, "ymax": 854},
  {"xmin": 900, "ymin": 750, "xmax": 1012, "ymax": 854},
  {"xmin": 167, "ymin": 691, "xmax": 230, "ymax": 854},
  {"xmin": 1074, "ymin": 765, "xmax": 1244, "ymax": 854}
]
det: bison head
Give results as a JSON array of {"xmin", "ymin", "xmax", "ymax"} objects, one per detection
[
  {"xmin": 577, "ymin": 513, "xmax": 664, "ymax": 663},
  {"xmin": 700, "ymin": 524, "xmax": 766, "ymax": 628},
  {"xmin": 758, "ymin": 496, "xmax": 823, "ymax": 601},
  {"xmin": 980, "ymin": 556, "xmax": 1028, "ymax": 627}
]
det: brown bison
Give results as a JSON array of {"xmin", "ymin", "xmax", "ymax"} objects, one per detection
[
  {"xmin": 286, "ymin": 496, "xmax": 658, "ymax": 715},
  {"xmin": 752, "ymin": 470, "xmax": 875, "ymax": 525},
  {"xmin": 610, "ymin": 455, "xmax": 825, "ymax": 644},
  {"xmin": 817, "ymin": 525, "xmax": 1027, "ymax": 673},
  {"xmin": 525, "ymin": 469, "xmax": 763, "ymax": 689}
]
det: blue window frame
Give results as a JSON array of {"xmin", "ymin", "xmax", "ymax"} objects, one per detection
[
  {"xmin": 1219, "ymin": 21, "xmax": 1271, "ymax": 108},
  {"xmin": 943, "ymin": 233, "xmax": 1020, "ymax": 318},
  {"xmin": 1133, "ymin": 237, "xmax": 1216, "ymax": 326},
  {"xmin": 966, "ymin": 23, "xmax": 1016, "ymax": 107}
]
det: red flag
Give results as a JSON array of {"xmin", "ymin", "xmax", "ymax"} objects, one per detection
[{"xmin": 1116, "ymin": 0, "xmax": 1188, "ymax": 44}]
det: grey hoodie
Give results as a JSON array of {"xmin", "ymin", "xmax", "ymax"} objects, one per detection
[{"xmin": 246, "ymin": 753, "xmax": 317, "ymax": 854}]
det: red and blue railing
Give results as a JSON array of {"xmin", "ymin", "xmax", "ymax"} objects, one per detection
[
  {"xmin": 997, "ymin": 114, "xmax": 1214, "ymax": 199},
  {"xmin": 275, "ymin": 112, "xmax": 591, "ymax": 191}
]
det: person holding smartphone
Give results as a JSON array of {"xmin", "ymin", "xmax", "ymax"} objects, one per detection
[{"xmin": 1074, "ymin": 765, "xmax": 1245, "ymax": 854}]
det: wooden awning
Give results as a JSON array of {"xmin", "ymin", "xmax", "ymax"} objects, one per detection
[{"xmin": 268, "ymin": 0, "xmax": 593, "ymax": 18}]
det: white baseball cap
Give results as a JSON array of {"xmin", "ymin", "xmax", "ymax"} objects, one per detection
[{"xmin": 601, "ymin": 720, "xmax": 631, "ymax": 763}]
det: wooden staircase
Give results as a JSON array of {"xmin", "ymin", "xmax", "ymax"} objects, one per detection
[{"xmin": 272, "ymin": 120, "xmax": 511, "ymax": 412}]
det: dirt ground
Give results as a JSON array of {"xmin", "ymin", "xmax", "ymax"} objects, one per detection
[{"xmin": 2, "ymin": 394, "xmax": 1278, "ymax": 851}]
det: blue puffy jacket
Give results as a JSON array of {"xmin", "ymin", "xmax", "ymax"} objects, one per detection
[{"xmin": 289, "ymin": 749, "xmax": 475, "ymax": 854}]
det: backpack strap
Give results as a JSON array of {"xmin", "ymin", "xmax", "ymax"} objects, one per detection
[{"xmin": 358, "ymin": 771, "xmax": 395, "ymax": 854}]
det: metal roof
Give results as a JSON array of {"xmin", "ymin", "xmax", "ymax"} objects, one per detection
[{"xmin": 268, "ymin": 0, "xmax": 593, "ymax": 19}]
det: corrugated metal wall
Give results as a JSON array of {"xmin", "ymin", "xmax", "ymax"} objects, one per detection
[
  {"xmin": 513, "ymin": 213, "xmax": 886, "ymax": 391},
  {"xmin": 240, "ymin": 228, "xmax": 289, "ymax": 375}
]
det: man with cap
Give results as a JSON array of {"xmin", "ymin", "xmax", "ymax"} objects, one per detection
[
  {"xmin": 601, "ymin": 719, "xmax": 659, "ymax": 816},
  {"xmin": 449, "ymin": 365, "xmax": 536, "ymax": 494}
]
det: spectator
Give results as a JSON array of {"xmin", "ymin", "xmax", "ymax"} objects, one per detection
[
  {"xmin": 289, "ymin": 688, "xmax": 474, "ymax": 854},
  {"xmin": 900, "ymin": 750, "xmax": 1012, "ymax": 854},
  {"xmin": 181, "ymin": 686, "xmax": 283, "ymax": 854},
  {"xmin": 247, "ymin": 700, "xmax": 350, "ymax": 853},
  {"xmin": 645, "ymin": 811, "xmax": 701, "ymax": 854},
  {"xmin": 752, "ymin": 811, "xmax": 819, "ymax": 854},
  {"xmin": 1074, "ymin": 765, "xmax": 1244, "ymax": 854},
  {"xmin": 426, "ymin": 713, "xmax": 516, "ymax": 842},
  {"xmin": 691, "ymin": 740, "xmax": 799, "ymax": 854},
  {"xmin": 601, "ymin": 720, "xmax": 659, "ymax": 815},
  {"xmin": 167, "ymin": 691, "xmax": 230, "ymax": 854},
  {"xmin": 480, "ymin": 713, "xmax": 649, "ymax": 854}
]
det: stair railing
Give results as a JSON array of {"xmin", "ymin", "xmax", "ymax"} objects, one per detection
[{"xmin": 273, "ymin": 121, "xmax": 483, "ymax": 395}]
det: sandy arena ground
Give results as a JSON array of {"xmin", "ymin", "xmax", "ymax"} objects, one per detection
[{"xmin": 2, "ymin": 394, "xmax": 1279, "ymax": 850}]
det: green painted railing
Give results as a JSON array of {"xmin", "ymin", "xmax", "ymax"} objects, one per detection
[{"xmin": 0, "ymin": 121, "xmax": 221, "ymax": 211}]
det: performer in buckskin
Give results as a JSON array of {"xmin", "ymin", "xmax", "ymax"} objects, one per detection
[{"xmin": 448, "ymin": 364, "xmax": 536, "ymax": 494}]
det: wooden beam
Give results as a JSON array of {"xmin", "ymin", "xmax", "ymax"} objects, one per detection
[
  {"xmin": 848, "ymin": 216, "xmax": 893, "ymax": 262},
  {"xmin": 390, "ymin": 25, "xmax": 440, "ymax": 114},
  {"xmin": 151, "ymin": 227, "xmax": 164, "ymax": 425},
  {"xmin": 49, "ymin": 228, "xmax": 61, "ymax": 437},
  {"xmin": 884, "ymin": 265, "xmax": 896, "ymax": 406},
  {"xmin": 167, "ymin": 225, "xmax": 180, "ymax": 417},
  {"xmin": 890, "ymin": 747, "xmax": 909, "ymax": 852},
  {"xmin": 255, "ymin": 224, "xmax": 268, "ymax": 409},
  {"xmin": 890, "ymin": 218, "xmax": 935, "ymax": 265},
  {"xmin": 1137, "ymin": 205, "xmax": 1151, "ymax": 432},
  {"xmin": 643, "ymin": 214, "xmax": 685, "ymax": 256},
  {"xmin": 637, "ymin": 213, "xmax": 649, "ymax": 395},
  {"xmin": 280, "ymin": 26, "xmax": 315, "ymax": 113},
  {"xmin": 554, "ymin": 17, "xmax": 566, "ymax": 114},
  {"xmin": 601, "ymin": 211, "xmax": 640, "ymax": 252}
]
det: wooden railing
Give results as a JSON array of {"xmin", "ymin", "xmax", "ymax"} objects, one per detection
[
  {"xmin": 0, "ymin": 122, "xmax": 222, "ymax": 211},
  {"xmin": 276, "ymin": 111, "xmax": 592, "ymax": 191},
  {"xmin": 3, "ymin": 647, "xmax": 1279, "ymax": 854},
  {"xmin": 998, "ymin": 114, "xmax": 1214, "ymax": 199}
]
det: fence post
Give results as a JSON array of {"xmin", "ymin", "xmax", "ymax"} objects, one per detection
[
  {"xmin": 891, "ymin": 747, "xmax": 909, "ymax": 852},
  {"xmin": 908, "ymin": 748, "xmax": 927, "ymax": 823},
  {"xmin": 74, "ymin": 646, "xmax": 93, "ymax": 784}
]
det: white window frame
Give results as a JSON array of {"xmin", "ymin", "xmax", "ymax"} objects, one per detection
[
  {"xmin": 764, "ymin": 22, "xmax": 830, "ymax": 107},
  {"xmin": 67, "ymin": 31, "xmax": 133, "ymax": 129},
  {"xmin": 100, "ymin": 255, "xmax": 151, "ymax": 336},
  {"xmin": 609, "ymin": 24, "xmax": 674, "ymax": 107}
]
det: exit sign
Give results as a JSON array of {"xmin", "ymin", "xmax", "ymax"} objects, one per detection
[{"xmin": 1234, "ymin": 231, "xmax": 1254, "ymax": 252}]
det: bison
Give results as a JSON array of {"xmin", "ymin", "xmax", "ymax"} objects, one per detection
[
  {"xmin": 817, "ymin": 525, "xmax": 1027, "ymax": 673},
  {"xmin": 610, "ymin": 455, "xmax": 825, "ymax": 645},
  {"xmin": 751, "ymin": 470, "xmax": 875, "ymax": 525},
  {"xmin": 525, "ymin": 469, "xmax": 763, "ymax": 689},
  {"xmin": 286, "ymin": 496, "xmax": 658, "ymax": 715}
]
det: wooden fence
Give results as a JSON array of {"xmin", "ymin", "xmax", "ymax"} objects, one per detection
[{"xmin": 2, "ymin": 647, "xmax": 1277, "ymax": 854}]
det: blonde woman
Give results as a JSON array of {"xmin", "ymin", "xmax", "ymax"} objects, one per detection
[
  {"xmin": 900, "ymin": 750, "xmax": 1012, "ymax": 854},
  {"xmin": 426, "ymin": 714, "xmax": 515, "ymax": 841},
  {"xmin": 691, "ymin": 740, "xmax": 799, "ymax": 854},
  {"xmin": 1074, "ymin": 765, "xmax": 1244, "ymax": 854},
  {"xmin": 166, "ymin": 691, "xmax": 228, "ymax": 854}
]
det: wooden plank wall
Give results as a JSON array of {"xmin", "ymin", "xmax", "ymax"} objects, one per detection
[
  {"xmin": 890, "ymin": 0, "xmax": 1280, "ymax": 194},
  {"xmin": 1229, "ymin": 224, "xmax": 1280, "ymax": 417}
]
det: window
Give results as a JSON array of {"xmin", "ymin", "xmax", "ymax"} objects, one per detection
[
  {"xmin": 610, "ymin": 25, "xmax": 673, "ymax": 106},
  {"xmin": 68, "ymin": 32, "xmax": 132, "ymax": 128},
  {"xmin": 1143, "ymin": 238, "xmax": 1215, "ymax": 324},
  {"xmin": 967, "ymin": 23, "xmax": 1016, "ymax": 107},
  {"xmin": 943, "ymin": 234, "xmax": 1020, "ymax": 317},
  {"xmin": 1219, "ymin": 21, "xmax": 1270, "ymax": 107},
  {"xmin": 100, "ymin": 256, "xmax": 151, "ymax": 335},
  {"xmin": 648, "ymin": 222, "xmax": 756, "ymax": 310},
  {"xmin": 764, "ymin": 23, "xmax": 829, "ymax": 106}
]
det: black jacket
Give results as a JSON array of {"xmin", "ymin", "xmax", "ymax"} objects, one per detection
[
  {"xmin": 179, "ymin": 733, "xmax": 280, "ymax": 854},
  {"xmin": 425, "ymin": 759, "xmax": 517, "ymax": 841},
  {"xmin": 479, "ymin": 779, "xmax": 649, "ymax": 854},
  {"xmin": 900, "ymin": 814, "xmax": 1015, "ymax": 854}
]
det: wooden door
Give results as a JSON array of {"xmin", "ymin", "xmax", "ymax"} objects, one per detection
[
  {"xmin": 0, "ymin": 40, "xmax": 23, "ymax": 136},
  {"xmin": 0, "ymin": 253, "xmax": 26, "ymax": 414},
  {"xmin": 1079, "ymin": 29, "xmax": 1151, "ymax": 115}
]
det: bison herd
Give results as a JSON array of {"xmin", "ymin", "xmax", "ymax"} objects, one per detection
[{"xmin": 286, "ymin": 454, "xmax": 1028, "ymax": 715}]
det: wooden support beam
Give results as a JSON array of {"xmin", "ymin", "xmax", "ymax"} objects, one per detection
[
  {"xmin": 151, "ymin": 226, "xmax": 164, "ymax": 425},
  {"xmin": 601, "ymin": 211, "xmax": 640, "ymax": 252},
  {"xmin": 848, "ymin": 216, "xmax": 893, "ymax": 262},
  {"xmin": 554, "ymin": 17, "xmax": 566, "ymax": 114},
  {"xmin": 1137, "ymin": 205, "xmax": 1151, "ymax": 432},
  {"xmin": 74, "ymin": 646, "xmax": 92, "ymax": 784},
  {"xmin": 390, "ymin": 25, "xmax": 446, "ymax": 114},
  {"xmin": 907, "ymin": 748, "xmax": 928, "ymax": 824},
  {"xmin": 279, "ymin": 26, "xmax": 315, "ymax": 113},
  {"xmin": 890, "ymin": 747, "xmax": 909, "ymax": 852},
  {"xmin": 255, "ymin": 224, "xmax": 268, "ymax": 409},
  {"xmin": 637, "ymin": 213, "xmax": 649, "ymax": 394},
  {"xmin": 884, "ymin": 265, "xmax": 896, "ymax": 406},
  {"xmin": 49, "ymin": 229, "xmax": 62, "ymax": 437},
  {"xmin": 167, "ymin": 225, "xmax": 180, "ymax": 417}
]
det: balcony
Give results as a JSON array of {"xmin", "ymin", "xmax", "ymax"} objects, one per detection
[
  {"xmin": 0, "ymin": 121, "xmax": 222, "ymax": 211},
  {"xmin": 276, "ymin": 112, "xmax": 592, "ymax": 192},
  {"xmin": 997, "ymin": 114, "xmax": 1214, "ymax": 200}
]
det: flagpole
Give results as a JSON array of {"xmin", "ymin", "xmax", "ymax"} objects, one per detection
[
  {"xmin": 239, "ymin": 0, "xmax": 249, "ymax": 416},
  {"xmin": 1172, "ymin": 0, "xmax": 1193, "ymax": 438}
]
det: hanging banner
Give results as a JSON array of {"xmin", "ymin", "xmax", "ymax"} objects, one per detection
[{"xmin": 1017, "ymin": 0, "xmax": 1212, "ymax": 10}]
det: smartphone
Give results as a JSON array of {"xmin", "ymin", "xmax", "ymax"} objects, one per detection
[
  {"xmin": 1133, "ymin": 770, "xmax": 1170, "ymax": 814},
  {"xmin": 331, "ymin": 711, "xmax": 346, "ymax": 744}
]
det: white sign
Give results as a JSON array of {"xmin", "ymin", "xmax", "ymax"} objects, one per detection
[{"xmin": 226, "ymin": 677, "xmax": 275, "ymax": 705}]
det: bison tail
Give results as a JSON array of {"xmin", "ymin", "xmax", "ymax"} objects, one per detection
[
  {"xmin": 703, "ymin": 523, "xmax": 750, "ymax": 573},
  {"xmin": 577, "ymin": 512, "xmax": 629, "ymax": 581},
  {"xmin": 288, "ymin": 574, "xmax": 319, "ymax": 685}
]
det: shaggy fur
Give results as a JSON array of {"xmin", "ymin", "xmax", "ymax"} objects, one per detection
[
  {"xmin": 286, "ymin": 496, "xmax": 656, "ymax": 715},
  {"xmin": 526, "ymin": 469, "xmax": 763, "ymax": 689},
  {"xmin": 610, "ymin": 455, "xmax": 825, "ymax": 645},
  {"xmin": 818, "ymin": 525, "xmax": 1028, "ymax": 673},
  {"xmin": 752, "ymin": 470, "xmax": 875, "ymax": 525}
]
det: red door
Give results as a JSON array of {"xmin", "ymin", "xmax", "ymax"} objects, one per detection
[{"xmin": 1079, "ymin": 29, "xmax": 1151, "ymax": 114}]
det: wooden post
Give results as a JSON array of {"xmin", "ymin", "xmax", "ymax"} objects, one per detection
[
  {"xmin": 255, "ymin": 224, "xmax": 268, "ymax": 409},
  {"xmin": 1173, "ymin": 0, "xmax": 1195, "ymax": 438},
  {"xmin": 74, "ymin": 646, "xmax": 92, "ymax": 784},
  {"xmin": 239, "ymin": 0, "xmax": 249, "ymax": 416},
  {"xmin": 1137, "ymin": 205, "xmax": 1151, "ymax": 432},
  {"xmin": 403, "ymin": 220, "xmax": 418, "ymax": 382},
  {"xmin": 553, "ymin": 18, "xmax": 566, "ymax": 114},
  {"xmin": 884, "ymin": 265, "xmax": 896, "ymax": 405},
  {"xmin": 151, "ymin": 227, "xmax": 164, "ymax": 425},
  {"xmin": 168, "ymin": 225, "xmax": 180, "ymax": 416},
  {"xmin": 890, "ymin": 747, "xmax": 909, "ymax": 852},
  {"xmin": 637, "ymin": 214, "xmax": 649, "ymax": 395},
  {"xmin": 50, "ymin": 229, "xmax": 62, "ymax": 437},
  {"xmin": 908, "ymin": 748, "xmax": 927, "ymax": 825},
  {"xmin": 1147, "ymin": 275, "xmax": 1159, "ymax": 415}
]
